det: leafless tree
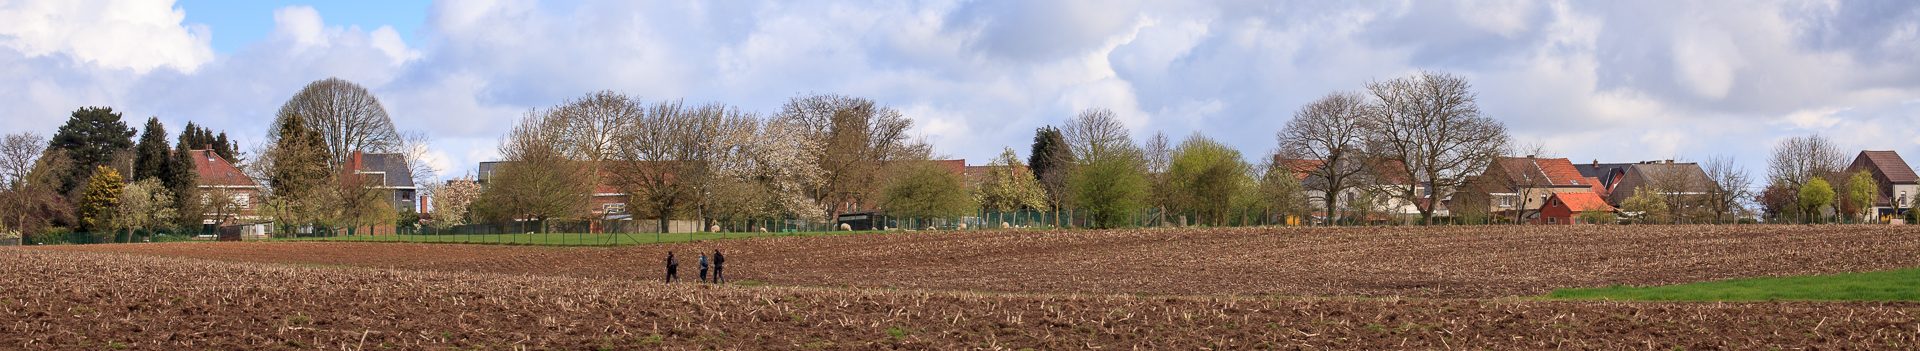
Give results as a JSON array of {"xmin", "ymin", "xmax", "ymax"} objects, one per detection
[
  {"xmin": 1363, "ymin": 71, "xmax": 1511, "ymax": 224},
  {"xmin": 1703, "ymin": 155, "xmax": 1754, "ymax": 224},
  {"xmin": 399, "ymin": 131, "xmax": 441, "ymax": 188},
  {"xmin": 1763, "ymin": 134, "xmax": 1845, "ymax": 223},
  {"xmin": 270, "ymin": 78, "xmax": 404, "ymax": 169},
  {"xmin": 611, "ymin": 100, "xmax": 756, "ymax": 233},
  {"xmin": 1766, "ymin": 133, "xmax": 1845, "ymax": 190},
  {"xmin": 773, "ymin": 94, "xmax": 923, "ymax": 219},
  {"xmin": 2, "ymin": 132, "xmax": 45, "ymax": 188},
  {"xmin": 1142, "ymin": 131, "xmax": 1171, "ymax": 225},
  {"xmin": 1278, "ymin": 92, "xmax": 1371, "ymax": 225},
  {"xmin": 1063, "ymin": 108, "xmax": 1133, "ymax": 163}
]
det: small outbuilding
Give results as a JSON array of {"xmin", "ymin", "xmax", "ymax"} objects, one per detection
[{"xmin": 1537, "ymin": 192, "xmax": 1616, "ymax": 225}]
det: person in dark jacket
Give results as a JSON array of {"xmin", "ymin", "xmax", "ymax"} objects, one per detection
[
  {"xmin": 697, "ymin": 253, "xmax": 710, "ymax": 283},
  {"xmin": 665, "ymin": 251, "xmax": 679, "ymax": 283},
  {"xmin": 711, "ymin": 250, "xmax": 725, "ymax": 283}
]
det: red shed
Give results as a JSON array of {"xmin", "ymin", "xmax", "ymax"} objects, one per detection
[{"xmin": 1537, "ymin": 192, "xmax": 1615, "ymax": 225}]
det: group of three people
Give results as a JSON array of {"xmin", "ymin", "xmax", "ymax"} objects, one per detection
[{"xmin": 665, "ymin": 250, "xmax": 724, "ymax": 283}]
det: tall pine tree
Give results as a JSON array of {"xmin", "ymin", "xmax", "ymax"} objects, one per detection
[
  {"xmin": 133, "ymin": 117, "xmax": 172, "ymax": 182},
  {"xmin": 170, "ymin": 135, "xmax": 201, "ymax": 227},
  {"xmin": 267, "ymin": 110, "xmax": 334, "ymax": 228},
  {"xmin": 48, "ymin": 107, "xmax": 135, "ymax": 195},
  {"xmin": 1028, "ymin": 126, "xmax": 1075, "ymax": 226}
]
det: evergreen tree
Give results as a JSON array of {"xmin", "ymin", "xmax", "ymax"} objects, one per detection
[
  {"xmin": 1028, "ymin": 126, "xmax": 1074, "ymax": 226},
  {"xmin": 47, "ymin": 107, "xmax": 136, "ymax": 195},
  {"xmin": 266, "ymin": 110, "xmax": 334, "ymax": 229},
  {"xmin": 213, "ymin": 132, "xmax": 234, "ymax": 160},
  {"xmin": 178, "ymin": 122, "xmax": 238, "ymax": 162},
  {"xmin": 133, "ymin": 117, "xmax": 172, "ymax": 182},
  {"xmin": 77, "ymin": 166, "xmax": 125, "ymax": 233},
  {"xmin": 169, "ymin": 141, "xmax": 201, "ymax": 227}
]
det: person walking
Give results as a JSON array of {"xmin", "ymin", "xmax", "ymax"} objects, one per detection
[
  {"xmin": 712, "ymin": 249, "xmax": 725, "ymax": 284},
  {"xmin": 665, "ymin": 251, "xmax": 679, "ymax": 283},
  {"xmin": 697, "ymin": 253, "xmax": 710, "ymax": 283}
]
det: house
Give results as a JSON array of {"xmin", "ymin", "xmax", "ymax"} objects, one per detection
[
  {"xmin": 1598, "ymin": 160, "xmax": 1713, "ymax": 207},
  {"xmin": 344, "ymin": 152, "xmax": 419, "ymax": 213},
  {"xmin": 1537, "ymin": 192, "xmax": 1616, "ymax": 224},
  {"xmin": 1573, "ymin": 161, "xmax": 1634, "ymax": 198},
  {"xmin": 1468, "ymin": 156, "xmax": 1593, "ymax": 222},
  {"xmin": 189, "ymin": 149, "xmax": 266, "ymax": 237},
  {"xmin": 1844, "ymin": 150, "xmax": 1920, "ymax": 220},
  {"xmin": 1271, "ymin": 156, "xmax": 1439, "ymax": 223}
]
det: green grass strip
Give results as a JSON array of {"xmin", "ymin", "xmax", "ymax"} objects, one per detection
[{"xmin": 1548, "ymin": 267, "xmax": 1920, "ymax": 302}]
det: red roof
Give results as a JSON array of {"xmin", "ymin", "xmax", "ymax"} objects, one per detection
[
  {"xmin": 1584, "ymin": 176, "xmax": 1606, "ymax": 195},
  {"xmin": 1552, "ymin": 192, "xmax": 1614, "ymax": 212},
  {"xmin": 1496, "ymin": 157, "xmax": 1586, "ymax": 187},
  {"xmin": 190, "ymin": 150, "xmax": 258, "ymax": 188},
  {"xmin": 1274, "ymin": 158, "xmax": 1323, "ymax": 181}
]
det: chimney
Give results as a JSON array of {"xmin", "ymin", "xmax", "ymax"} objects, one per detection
[
  {"xmin": 1592, "ymin": 159, "xmax": 1598, "ymax": 167},
  {"xmin": 1526, "ymin": 154, "xmax": 1536, "ymax": 159}
]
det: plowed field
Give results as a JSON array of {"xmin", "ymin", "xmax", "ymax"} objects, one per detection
[
  {"xmin": 11, "ymin": 225, "xmax": 1920, "ymax": 349},
  {"xmin": 5, "ymin": 249, "xmax": 1917, "ymax": 349},
  {"xmin": 38, "ymin": 225, "xmax": 1920, "ymax": 298}
]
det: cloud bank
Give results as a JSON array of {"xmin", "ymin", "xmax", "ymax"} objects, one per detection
[{"xmin": 3, "ymin": 0, "xmax": 1919, "ymax": 183}]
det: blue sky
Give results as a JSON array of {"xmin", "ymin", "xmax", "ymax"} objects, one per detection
[
  {"xmin": 177, "ymin": 0, "xmax": 429, "ymax": 53},
  {"xmin": 3, "ymin": 0, "xmax": 1920, "ymax": 185}
]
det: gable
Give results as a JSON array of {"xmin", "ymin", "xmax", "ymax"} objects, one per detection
[{"xmin": 1850, "ymin": 151, "xmax": 1919, "ymax": 184}]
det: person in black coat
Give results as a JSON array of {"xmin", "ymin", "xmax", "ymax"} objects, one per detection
[
  {"xmin": 665, "ymin": 251, "xmax": 679, "ymax": 283},
  {"xmin": 711, "ymin": 250, "xmax": 725, "ymax": 284}
]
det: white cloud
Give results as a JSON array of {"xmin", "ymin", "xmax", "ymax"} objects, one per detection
[
  {"xmin": 0, "ymin": 0, "xmax": 212, "ymax": 73},
  {"xmin": 7, "ymin": 0, "xmax": 1920, "ymax": 184}
]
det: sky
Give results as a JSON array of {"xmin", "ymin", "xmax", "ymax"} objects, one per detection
[{"xmin": 2, "ymin": 0, "xmax": 1919, "ymax": 184}]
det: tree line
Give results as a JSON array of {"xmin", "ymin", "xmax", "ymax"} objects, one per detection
[
  {"xmin": 2, "ymin": 107, "xmax": 232, "ymax": 241},
  {"xmin": 2, "ymin": 77, "xmax": 437, "ymax": 241}
]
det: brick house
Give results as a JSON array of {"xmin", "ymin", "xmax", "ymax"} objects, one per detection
[
  {"xmin": 188, "ymin": 149, "xmax": 266, "ymax": 236},
  {"xmin": 1537, "ymin": 191, "xmax": 1616, "ymax": 224},
  {"xmin": 1467, "ymin": 156, "xmax": 1594, "ymax": 222}
]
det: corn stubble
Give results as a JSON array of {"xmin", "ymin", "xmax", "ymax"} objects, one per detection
[{"xmin": 6, "ymin": 225, "xmax": 1920, "ymax": 349}]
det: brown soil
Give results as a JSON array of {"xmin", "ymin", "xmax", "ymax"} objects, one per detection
[
  {"xmin": 4, "ymin": 249, "xmax": 1916, "ymax": 350},
  {"xmin": 36, "ymin": 225, "xmax": 1920, "ymax": 298}
]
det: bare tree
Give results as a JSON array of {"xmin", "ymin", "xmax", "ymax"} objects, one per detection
[
  {"xmin": 1063, "ymin": 108, "xmax": 1133, "ymax": 163},
  {"xmin": 1764, "ymin": 134, "xmax": 1845, "ymax": 222},
  {"xmin": 1, "ymin": 132, "xmax": 45, "ymax": 188},
  {"xmin": 774, "ymin": 94, "xmax": 922, "ymax": 219},
  {"xmin": 612, "ymin": 100, "xmax": 756, "ymax": 233},
  {"xmin": 270, "ymin": 78, "xmax": 405, "ymax": 169},
  {"xmin": 1766, "ymin": 134, "xmax": 1845, "ymax": 189},
  {"xmin": 1142, "ymin": 131, "xmax": 1171, "ymax": 225},
  {"xmin": 1278, "ymin": 92, "xmax": 1371, "ymax": 225},
  {"xmin": 398, "ymin": 131, "xmax": 442, "ymax": 188},
  {"xmin": 1363, "ymin": 71, "xmax": 1511, "ymax": 224}
]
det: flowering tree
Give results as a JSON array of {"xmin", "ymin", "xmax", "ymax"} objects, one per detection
[
  {"xmin": 428, "ymin": 178, "xmax": 482, "ymax": 228},
  {"xmin": 974, "ymin": 148, "xmax": 1048, "ymax": 213}
]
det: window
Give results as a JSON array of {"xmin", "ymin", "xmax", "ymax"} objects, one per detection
[
  {"xmin": 1549, "ymin": 217, "xmax": 1558, "ymax": 224},
  {"xmin": 603, "ymin": 203, "xmax": 626, "ymax": 214},
  {"xmin": 232, "ymin": 194, "xmax": 251, "ymax": 210}
]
